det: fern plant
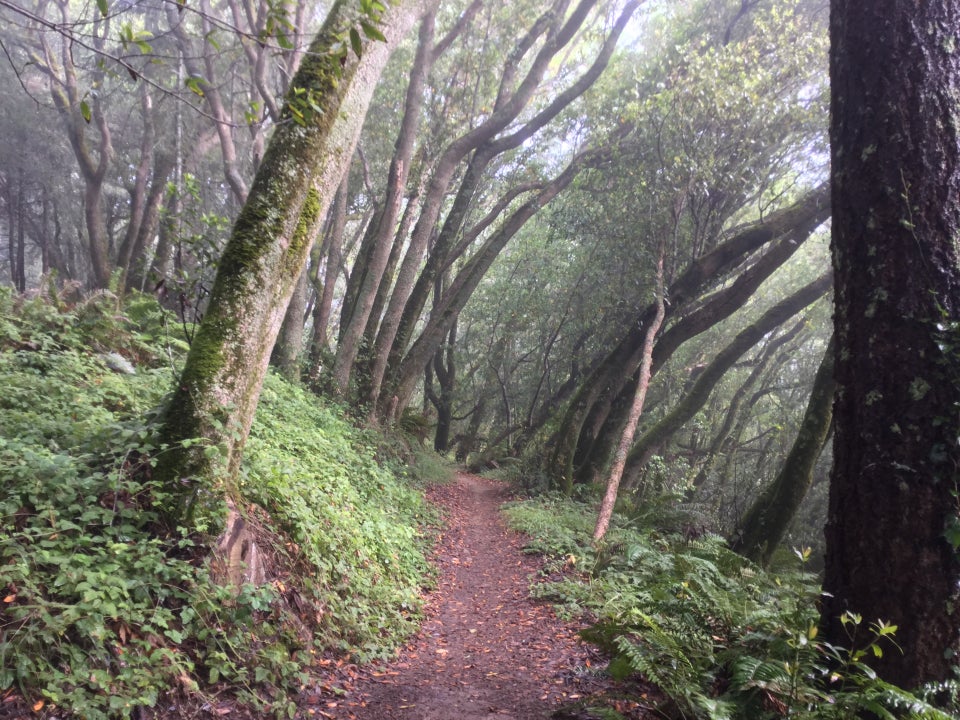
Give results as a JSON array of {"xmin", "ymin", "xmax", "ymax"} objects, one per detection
[{"xmin": 505, "ymin": 495, "xmax": 960, "ymax": 720}]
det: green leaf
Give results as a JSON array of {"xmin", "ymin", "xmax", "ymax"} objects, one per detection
[
  {"xmin": 276, "ymin": 29, "xmax": 293, "ymax": 50},
  {"xmin": 96, "ymin": 0, "xmax": 108, "ymax": 16},
  {"xmin": 185, "ymin": 76, "xmax": 205, "ymax": 98},
  {"xmin": 79, "ymin": 101, "xmax": 92, "ymax": 123},
  {"xmin": 360, "ymin": 21, "xmax": 386, "ymax": 43},
  {"xmin": 944, "ymin": 515, "xmax": 960, "ymax": 550},
  {"xmin": 860, "ymin": 700, "xmax": 897, "ymax": 720},
  {"xmin": 204, "ymin": 30, "xmax": 221, "ymax": 52},
  {"xmin": 349, "ymin": 28, "xmax": 362, "ymax": 58}
]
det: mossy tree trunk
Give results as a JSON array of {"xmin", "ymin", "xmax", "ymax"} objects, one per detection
[
  {"xmin": 823, "ymin": 0, "xmax": 960, "ymax": 688},
  {"xmin": 155, "ymin": 0, "xmax": 431, "ymax": 522},
  {"xmin": 730, "ymin": 335, "xmax": 834, "ymax": 566}
]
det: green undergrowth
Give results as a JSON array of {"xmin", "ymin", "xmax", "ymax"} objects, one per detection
[
  {"xmin": 0, "ymin": 287, "xmax": 433, "ymax": 719},
  {"xmin": 503, "ymin": 493, "xmax": 958, "ymax": 720},
  {"xmin": 243, "ymin": 376, "xmax": 433, "ymax": 659}
]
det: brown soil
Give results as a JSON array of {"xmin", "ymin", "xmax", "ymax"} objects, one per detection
[{"xmin": 299, "ymin": 472, "xmax": 655, "ymax": 720}]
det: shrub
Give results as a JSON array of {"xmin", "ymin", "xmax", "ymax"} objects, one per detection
[{"xmin": 0, "ymin": 288, "xmax": 432, "ymax": 718}]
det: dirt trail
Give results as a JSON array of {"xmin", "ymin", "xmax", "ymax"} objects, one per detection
[{"xmin": 300, "ymin": 472, "xmax": 611, "ymax": 720}]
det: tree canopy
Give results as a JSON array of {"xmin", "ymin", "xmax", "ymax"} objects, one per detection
[{"xmin": 3, "ymin": 0, "xmax": 959, "ymax": 715}]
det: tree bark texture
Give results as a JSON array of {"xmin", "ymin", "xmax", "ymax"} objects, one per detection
[
  {"xmin": 155, "ymin": 0, "xmax": 431, "ymax": 520},
  {"xmin": 823, "ymin": 0, "xmax": 960, "ymax": 687},
  {"xmin": 731, "ymin": 334, "xmax": 834, "ymax": 567}
]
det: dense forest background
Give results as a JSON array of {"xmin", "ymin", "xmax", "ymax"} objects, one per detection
[
  {"xmin": 1, "ymin": 0, "xmax": 959, "ymax": 717},
  {"xmin": 1, "ymin": 0, "xmax": 832, "ymax": 547}
]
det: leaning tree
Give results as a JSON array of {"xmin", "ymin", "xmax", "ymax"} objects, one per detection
[{"xmin": 154, "ymin": 0, "xmax": 433, "ymax": 524}]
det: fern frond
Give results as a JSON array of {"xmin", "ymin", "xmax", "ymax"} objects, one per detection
[
  {"xmin": 865, "ymin": 679, "xmax": 960, "ymax": 720},
  {"xmin": 687, "ymin": 691, "xmax": 737, "ymax": 720},
  {"xmin": 730, "ymin": 655, "xmax": 791, "ymax": 691}
]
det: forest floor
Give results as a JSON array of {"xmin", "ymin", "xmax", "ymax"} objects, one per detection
[{"xmin": 298, "ymin": 472, "xmax": 656, "ymax": 720}]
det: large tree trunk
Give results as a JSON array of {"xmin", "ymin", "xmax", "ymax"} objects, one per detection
[
  {"xmin": 823, "ymin": 0, "xmax": 960, "ymax": 688},
  {"xmin": 730, "ymin": 335, "xmax": 834, "ymax": 567},
  {"xmin": 329, "ymin": 7, "xmax": 437, "ymax": 397},
  {"xmin": 154, "ymin": 0, "xmax": 431, "ymax": 522}
]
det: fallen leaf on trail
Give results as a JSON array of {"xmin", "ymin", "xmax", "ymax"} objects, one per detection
[{"xmin": 299, "ymin": 473, "xmax": 653, "ymax": 719}]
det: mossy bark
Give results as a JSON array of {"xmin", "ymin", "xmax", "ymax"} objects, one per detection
[
  {"xmin": 730, "ymin": 335, "xmax": 834, "ymax": 566},
  {"xmin": 154, "ymin": 0, "xmax": 430, "ymax": 523}
]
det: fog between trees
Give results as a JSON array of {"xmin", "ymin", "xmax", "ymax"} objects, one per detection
[{"xmin": 2, "ymin": 0, "xmax": 958, "ymax": 695}]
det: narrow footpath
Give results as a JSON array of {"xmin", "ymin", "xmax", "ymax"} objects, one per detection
[{"xmin": 299, "ymin": 472, "xmax": 643, "ymax": 720}]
